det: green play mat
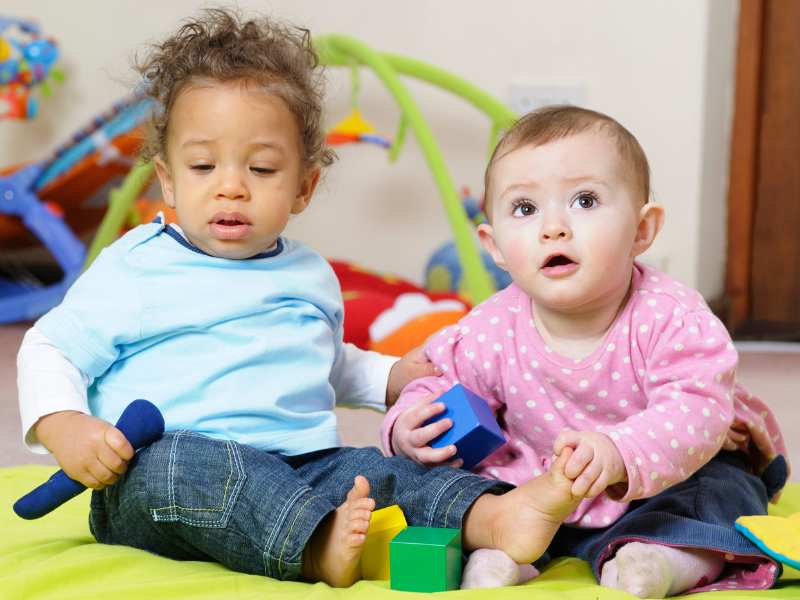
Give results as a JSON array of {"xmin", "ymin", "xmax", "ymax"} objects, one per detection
[{"xmin": 2, "ymin": 466, "xmax": 798, "ymax": 599}]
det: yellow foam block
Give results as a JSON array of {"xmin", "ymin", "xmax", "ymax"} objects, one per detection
[
  {"xmin": 362, "ymin": 505, "xmax": 407, "ymax": 580},
  {"xmin": 735, "ymin": 512, "xmax": 800, "ymax": 570}
]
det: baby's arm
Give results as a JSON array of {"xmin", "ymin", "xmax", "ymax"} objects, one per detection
[
  {"xmin": 596, "ymin": 309, "xmax": 737, "ymax": 501},
  {"xmin": 18, "ymin": 327, "xmax": 133, "ymax": 489},
  {"xmin": 329, "ymin": 342, "xmax": 440, "ymax": 411},
  {"xmin": 381, "ymin": 321, "xmax": 504, "ymax": 465},
  {"xmin": 384, "ymin": 345, "xmax": 442, "ymax": 407}
]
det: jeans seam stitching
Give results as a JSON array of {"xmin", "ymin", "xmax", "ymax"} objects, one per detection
[
  {"xmin": 428, "ymin": 473, "xmax": 473, "ymax": 527},
  {"xmin": 263, "ymin": 484, "xmax": 308, "ymax": 566},
  {"xmin": 276, "ymin": 492, "xmax": 320, "ymax": 580},
  {"xmin": 443, "ymin": 483, "xmax": 473, "ymax": 529},
  {"xmin": 150, "ymin": 434, "xmax": 246, "ymax": 527}
]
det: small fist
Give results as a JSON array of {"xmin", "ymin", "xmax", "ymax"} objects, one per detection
[
  {"xmin": 391, "ymin": 393, "xmax": 463, "ymax": 468},
  {"xmin": 35, "ymin": 411, "xmax": 134, "ymax": 490},
  {"xmin": 553, "ymin": 430, "xmax": 627, "ymax": 498}
]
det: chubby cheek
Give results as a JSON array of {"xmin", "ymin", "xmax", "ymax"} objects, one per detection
[
  {"xmin": 500, "ymin": 235, "xmax": 536, "ymax": 276},
  {"xmin": 582, "ymin": 225, "xmax": 633, "ymax": 268}
]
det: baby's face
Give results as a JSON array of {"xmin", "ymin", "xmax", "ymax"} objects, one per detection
[
  {"xmin": 155, "ymin": 80, "xmax": 317, "ymax": 259},
  {"xmin": 480, "ymin": 131, "xmax": 644, "ymax": 313}
]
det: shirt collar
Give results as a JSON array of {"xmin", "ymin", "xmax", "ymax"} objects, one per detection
[{"xmin": 153, "ymin": 214, "xmax": 282, "ymax": 259}]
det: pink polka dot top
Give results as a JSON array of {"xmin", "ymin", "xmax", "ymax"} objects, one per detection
[{"xmin": 382, "ymin": 262, "xmax": 788, "ymax": 528}]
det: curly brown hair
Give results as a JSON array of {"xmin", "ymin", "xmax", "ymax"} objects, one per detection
[{"xmin": 135, "ymin": 8, "xmax": 335, "ymax": 168}]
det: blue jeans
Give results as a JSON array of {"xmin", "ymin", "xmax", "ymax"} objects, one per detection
[{"xmin": 89, "ymin": 431, "xmax": 509, "ymax": 580}]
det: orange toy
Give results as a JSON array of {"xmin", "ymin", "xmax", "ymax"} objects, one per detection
[{"xmin": 331, "ymin": 261, "xmax": 468, "ymax": 355}]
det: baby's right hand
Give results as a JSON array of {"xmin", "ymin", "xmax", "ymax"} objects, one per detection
[
  {"xmin": 391, "ymin": 393, "xmax": 463, "ymax": 468},
  {"xmin": 34, "ymin": 411, "xmax": 134, "ymax": 490}
]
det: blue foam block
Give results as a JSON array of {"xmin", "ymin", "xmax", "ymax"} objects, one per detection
[{"xmin": 427, "ymin": 384, "xmax": 505, "ymax": 470}]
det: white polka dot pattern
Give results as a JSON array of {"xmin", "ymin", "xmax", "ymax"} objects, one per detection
[{"xmin": 380, "ymin": 262, "xmax": 788, "ymax": 530}]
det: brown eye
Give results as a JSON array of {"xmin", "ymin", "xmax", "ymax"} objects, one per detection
[
  {"xmin": 512, "ymin": 201, "xmax": 536, "ymax": 217},
  {"xmin": 574, "ymin": 192, "xmax": 597, "ymax": 209}
]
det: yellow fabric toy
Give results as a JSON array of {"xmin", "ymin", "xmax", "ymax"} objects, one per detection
[{"xmin": 735, "ymin": 512, "xmax": 800, "ymax": 570}]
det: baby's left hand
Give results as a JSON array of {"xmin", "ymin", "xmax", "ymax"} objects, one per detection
[
  {"xmin": 722, "ymin": 421, "xmax": 750, "ymax": 451},
  {"xmin": 553, "ymin": 430, "xmax": 627, "ymax": 498},
  {"xmin": 386, "ymin": 345, "xmax": 442, "ymax": 407}
]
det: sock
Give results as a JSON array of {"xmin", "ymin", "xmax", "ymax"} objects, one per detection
[
  {"xmin": 600, "ymin": 542, "xmax": 726, "ymax": 598},
  {"xmin": 461, "ymin": 549, "xmax": 540, "ymax": 589}
]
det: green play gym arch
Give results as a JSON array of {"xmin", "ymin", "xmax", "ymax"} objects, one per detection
[{"xmin": 86, "ymin": 34, "xmax": 518, "ymax": 304}]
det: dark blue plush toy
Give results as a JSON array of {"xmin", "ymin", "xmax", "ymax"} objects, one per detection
[{"xmin": 13, "ymin": 399, "xmax": 164, "ymax": 519}]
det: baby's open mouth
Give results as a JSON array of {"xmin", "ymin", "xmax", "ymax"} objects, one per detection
[
  {"xmin": 543, "ymin": 254, "xmax": 576, "ymax": 268},
  {"xmin": 540, "ymin": 253, "xmax": 579, "ymax": 277},
  {"xmin": 210, "ymin": 212, "xmax": 251, "ymax": 226},
  {"xmin": 209, "ymin": 212, "xmax": 252, "ymax": 240}
]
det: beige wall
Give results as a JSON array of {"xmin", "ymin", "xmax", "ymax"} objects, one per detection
[{"xmin": 0, "ymin": 0, "xmax": 737, "ymax": 300}]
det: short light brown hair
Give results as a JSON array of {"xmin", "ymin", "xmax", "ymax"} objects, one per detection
[
  {"xmin": 483, "ymin": 105, "xmax": 650, "ymax": 218},
  {"xmin": 135, "ymin": 8, "xmax": 335, "ymax": 168}
]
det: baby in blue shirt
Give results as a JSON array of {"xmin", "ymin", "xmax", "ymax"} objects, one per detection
[{"xmin": 17, "ymin": 8, "xmax": 585, "ymax": 587}]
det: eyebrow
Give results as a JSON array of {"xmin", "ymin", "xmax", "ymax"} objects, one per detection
[
  {"xmin": 499, "ymin": 175, "xmax": 609, "ymax": 198},
  {"xmin": 180, "ymin": 139, "xmax": 285, "ymax": 153},
  {"xmin": 563, "ymin": 174, "xmax": 610, "ymax": 186}
]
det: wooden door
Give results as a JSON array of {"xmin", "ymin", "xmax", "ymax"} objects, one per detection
[{"xmin": 726, "ymin": 0, "xmax": 800, "ymax": 339}]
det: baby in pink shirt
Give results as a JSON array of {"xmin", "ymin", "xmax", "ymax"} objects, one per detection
[{"xmin": 382, "ymin": 106, "xmax": 789, "ymax": 597}]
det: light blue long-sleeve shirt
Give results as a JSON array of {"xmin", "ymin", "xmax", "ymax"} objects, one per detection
[{"xmin": 36, "ymin": 220, "xmax": 379, "ymax": 455}]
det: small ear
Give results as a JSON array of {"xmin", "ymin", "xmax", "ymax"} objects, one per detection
[
  {"xmin": 477, "ymin": 223, "xmax": 508, "ymax": 271},
  {"xmin": 632, "ymin": 202, "xmax": 665, "ymax": 257},
  {"xmin": 154, "ymin": 157, "xmax": 176, "ymax": 209},
  {"xmin": 291, "ymin": 166, "xmax": 321, "ymax": 215}
]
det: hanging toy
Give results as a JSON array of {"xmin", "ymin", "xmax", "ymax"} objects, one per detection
[{"xmin": 326, "ymin": 63, "xmax": 391, "ymax": 149}]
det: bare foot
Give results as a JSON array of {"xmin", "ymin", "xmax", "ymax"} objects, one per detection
[
  {"xmin": 302, "ymin": 475, "xmax": 375, "ymax": 587},
  {"xmin": 464, "ymin": 448, "xmax": 582, "ymax": 564}
]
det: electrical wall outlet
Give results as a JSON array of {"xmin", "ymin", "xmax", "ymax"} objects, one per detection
[{"xmin": 509, "ymin": 83, "xmax": 587, "ymax": 114}]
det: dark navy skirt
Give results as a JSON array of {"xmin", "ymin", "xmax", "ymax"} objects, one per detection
[{"xmin": 541, "ymin": 451, "xmax": 789, "ymax": 593}]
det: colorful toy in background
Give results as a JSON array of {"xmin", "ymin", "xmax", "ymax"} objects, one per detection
[
  {"xmin": 0, "ymin": 16, "xmax": 64, "ymax": 120},
  {"xmin": 424, "ymin": 187, "xmax": 512, "ymax": 295},
  {"xmin": 326, "ymin": 108, "xmax": 391, "ymax": 149},
  {"xmin": 331, "ymin": 260, "xmax": 469, "ymax": 356},
  {"xmin": 326, "ymin": 63, "xmax": 392, "ymax": 149},
  {"xmin": 0, "ymin": 94, "xmax": 156, "ymax": 323}
]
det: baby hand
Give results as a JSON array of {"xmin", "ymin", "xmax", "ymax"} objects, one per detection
[
  {"xmin": 34, "ymin": 410, "xmax": 134, "ymax": 490},
  {"xmin": 391, "ymin": 393, "xmax": 462, "ymax": 467},
  {"xmin": 722, "ymin": 421, "xmax": 750, "ymax": 451},
  {"xmin": 386, "ymin": 345, "xmax": 442, "ymax": 407},
  {"xmin": 553, "ymin": 430, "xmax": 627, "ymax": 498}
]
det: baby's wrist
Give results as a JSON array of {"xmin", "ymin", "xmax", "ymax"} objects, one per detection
[
  {"xmin": 389, "ymin": 425, "xmax": 402, "ymax": 456},
  {"xmin": 385, "ymin": 360, "xmax": 401, "ymax": 407},
  {"xmin": 612, "ymin": 451, "xmax": 627, "ymax": 483}
]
